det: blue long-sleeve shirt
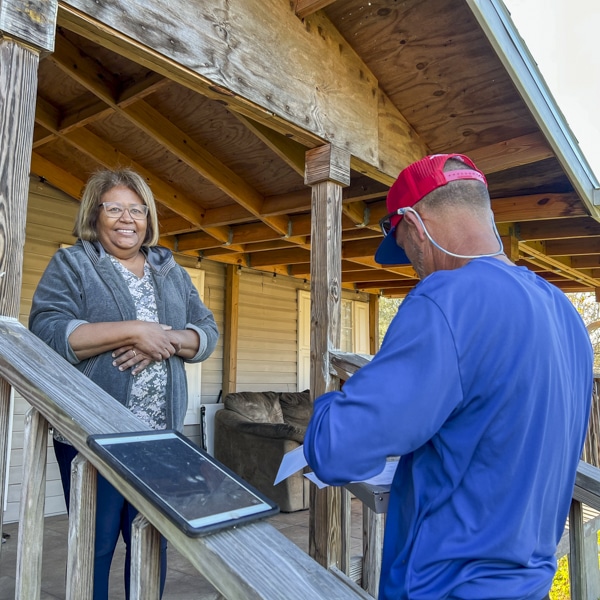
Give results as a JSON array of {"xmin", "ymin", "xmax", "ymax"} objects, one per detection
[{"xmin": 304, "ymin": 258, "xmax": 593, "ymax": 599}]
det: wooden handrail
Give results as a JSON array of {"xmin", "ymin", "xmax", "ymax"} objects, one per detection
[{"xmin": 0, "ymin": 317, "xmax": 364, "ymax": 598}]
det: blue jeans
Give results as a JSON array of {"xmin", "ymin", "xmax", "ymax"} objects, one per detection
[{"xmin": 53, "ymin": 438, "xmax": 167, "ymax": 600}]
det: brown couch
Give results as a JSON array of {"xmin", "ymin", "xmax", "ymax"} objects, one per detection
[{"xmin": 214, "ymin": 390, "xmax": 311, "ymax": 512}]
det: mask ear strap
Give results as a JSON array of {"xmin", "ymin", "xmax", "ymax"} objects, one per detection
[{"xmin": 409, "ymin": 207, "xmax": 504, "ymax": 260}]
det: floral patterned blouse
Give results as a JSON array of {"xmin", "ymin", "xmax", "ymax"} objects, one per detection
[{"xmin": 111, "ymin": 256, "xmax": 167, "ymax": 430}]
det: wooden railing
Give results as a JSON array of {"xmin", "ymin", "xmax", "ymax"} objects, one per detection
[
  {"xmin": 330, "ymin": 350, "xmax": 600, "ymax": 600},
  {"xmin": 0, "ymin": 317, "xmax": 370, "ymax": 600}
]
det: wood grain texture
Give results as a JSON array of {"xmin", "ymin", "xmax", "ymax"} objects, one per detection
[
  {"xmin": 66, "ymin": 456, "xmax": 96, "ymax": 600},
  {"xmin": 568, "ymin": 500, "xmax": 586, "ymax": 600},
  {"xmin": 307, "ymin": 148, "xmax": 347, "ymax": 570},
  {"xmin": 361, "ymin": 508, "xmax": 385, "ymax": 598},
  {"xmin": 0, "ymin": 39, "xmax": 38, "ymax": 319},
  {"xmin": 58, "ymin": 0, "xmax": 426, "ymax": 178},
  {"xmin": 130, "ymin": 515, "xmax": 162, "ymax": 600},
  {"xmin": 15, "ymin": 408, "xmax": 47, "ymax": 600},
  {"xmin": 0, "ymin": 0, "xmax": 57, "ymax": 51}
]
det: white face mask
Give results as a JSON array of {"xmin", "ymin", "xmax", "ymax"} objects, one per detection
[{"xmin": 402, "ymin": 206, "xmax": 505, "ymax": 260}]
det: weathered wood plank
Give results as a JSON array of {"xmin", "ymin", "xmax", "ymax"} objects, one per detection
[
  {"xmin": 0, "ymin": 0, "xmax": 57, "ymax": 52},
  {"xmin": 66, "ymin": 455, "xmax": 96, "ymax": 600},
  {"xmin": 15, "ymin": 408, "xmax": 47, "ymax": 600},
  {"xmin": 329, "ymin": 350, "xmax": 372, "ymax": 381},
  {"xmin": 130, "ymin": 515, "xmax": 162, "ymax": 600},
  {"xmin": 574, "ymin": 461, "xmax": 600, "ymax": 512}
]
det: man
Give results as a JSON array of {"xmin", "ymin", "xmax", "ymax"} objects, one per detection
[{"xmin": 303, "ymin": 154, "xmax": 593, "ymax": 599}]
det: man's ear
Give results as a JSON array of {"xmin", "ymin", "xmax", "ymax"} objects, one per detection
[{"xmin": 403, "ymin": 209, "xmax": 426, "ymax": 242}]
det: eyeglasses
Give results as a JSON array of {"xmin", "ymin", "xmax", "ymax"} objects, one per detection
[
  {"xmin": 99, "ymin": 202, "xmax": 149, "ymax": 220},
  {"xmin": 379, "ymin": 208, "xmax": 409, "ymax": 237}
]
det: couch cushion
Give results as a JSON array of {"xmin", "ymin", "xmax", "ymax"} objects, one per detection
[
  {"xmin": 224, "ymin": 391, "xmax": 285, "ymax": 424},
  {"xmin": 279, "ymin": 391, "xmax": 311, "ymax": 430}
]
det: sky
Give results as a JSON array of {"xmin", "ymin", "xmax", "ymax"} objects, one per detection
[{"xmin": 502, "ymin": 0, "xmax": 600, "ymax": 180}]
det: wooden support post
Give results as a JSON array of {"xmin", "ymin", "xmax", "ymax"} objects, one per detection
[
  {"xmin": 222, "ymin": 264, "xmax": 240, "ymax": 397},
  {"xmin": 0, "ymin": 0, "xmax": 58, "ymax": 556},
  {"xmin": 569, "ymin": 498, "xmax": 588, "ymax": 600},
  {"xmin": 15, "ymin": 408, "xmax": 48, "ymax": 600},
  {"xmin": 305, "ymin": 144, "xmax": 350, "ymax": 569},
  {"xmin": 66, "ymin": 455, "xmax": 96, "ymax": 600}
]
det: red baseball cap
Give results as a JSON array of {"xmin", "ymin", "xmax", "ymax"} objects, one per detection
[{"xmin": 375, "ymin": 154, "xmax": 487, "ymax": 265}]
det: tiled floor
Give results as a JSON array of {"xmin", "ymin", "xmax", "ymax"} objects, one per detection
[{"xmin": 0, "ymin": 500, "xmax": 364, "ymax": 599}]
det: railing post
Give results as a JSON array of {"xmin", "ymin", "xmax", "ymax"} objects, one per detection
[
  {"xmin": 130, "ymin": 514, "xmax": 162, "ymax": 600},
  {"xmin": 15, "ymin": 408, "xmax": 48, "ymax": 600},
  {"xmin": 569, "ymin": 498, "xmax": 588, "ymax": 600},
  {"xmin": 361, "ymin": 506, "xmax": 385, "ymax": 597},
  {"xmin": 66, "ymin": 454, "xmax": 97, "ymax": 600}
]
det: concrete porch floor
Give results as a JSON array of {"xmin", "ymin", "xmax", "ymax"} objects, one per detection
[{"xmin": 0, "ymin": 499, "xmax": 364, "ymax": 599}]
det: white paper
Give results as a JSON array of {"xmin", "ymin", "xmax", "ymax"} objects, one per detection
[
  {"xmin": 274, "ymin": 445, "xmax": 307, "ymax": 485},
  {"xmin": 275, "ymin": 444, "xmax": 398, "ymax": 488}
]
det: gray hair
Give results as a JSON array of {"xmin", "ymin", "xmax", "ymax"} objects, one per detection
[{"xmin": 419, "ymin": 158, "xmax": 491, "ymax": 217}]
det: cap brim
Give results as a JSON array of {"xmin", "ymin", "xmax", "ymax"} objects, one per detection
[{"xmin": 374, "ymin": 228, "xmax": 410, "ymax": 266}]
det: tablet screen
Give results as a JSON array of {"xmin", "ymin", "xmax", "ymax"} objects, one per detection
[{"xmin": 87, "ymin": 430, "xmax": 279, "ymax": 536}]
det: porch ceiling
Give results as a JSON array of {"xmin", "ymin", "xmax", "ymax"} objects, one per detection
[{"xmin": 30, "ymin": 0, "xmax": 600, "ymax": 297}]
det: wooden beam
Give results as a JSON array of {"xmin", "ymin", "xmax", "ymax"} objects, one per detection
[
  {"xmin": 545, "ymin": 237, "xmax": 600, "ymax": 257},
  {"xmin": 518, "ymin": 241, "xmax": 600, "ymax": 288},
  {"xmin": 468, "ymin": 132, "xmax": 554, "ymax": 174},
  {"xmin": 249, "ymin": 248, "xmax": 311, "ymax": 268},
  {"xmin": 29, "ymin": 153, "xmax": 86, "ymax": 200},
  {"xmin": 491, "ymin": 192, "xmax": 586, "ymax": 223},
  {"xmin": 233, "ymin": 113, "xmax": 306, "ymax": 176},
  {"xmin": 517, "ymin": 217, "xmax": 600, "ymax": 241},
  {"xmin": 294, "ymin": 0, "xmax": 337, "ymax": 19}
]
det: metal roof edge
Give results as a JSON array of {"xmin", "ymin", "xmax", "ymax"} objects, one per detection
[{"xmin": 465, "ymin": 0, "xmax": 600, "ymax": 216}]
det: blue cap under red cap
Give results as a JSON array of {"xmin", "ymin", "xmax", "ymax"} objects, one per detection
[{"xmin": 375, "ymin": 154, "xmax": 487, "ymax": 266}]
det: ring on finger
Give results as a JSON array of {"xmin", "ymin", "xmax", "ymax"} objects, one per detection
[{"xmin": 132, "ymin": 349, "xmax": 137, "ymax": 357}]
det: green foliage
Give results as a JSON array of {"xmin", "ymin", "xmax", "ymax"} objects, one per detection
[
  {"xmin": 378, "ymin": 296, "xmax": 403, "ymax": 349},
  {"xmin": 566, "ymin": 292, "xmax": 600, "ymax": 372},
  {"xmin": 550, "ymin": 555, "xmax": 570, "ymax": 599}
]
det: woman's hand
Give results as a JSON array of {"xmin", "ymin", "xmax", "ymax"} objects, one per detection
[{"xmin": 112, "ymin": 345, "xmax": 152, "ymax": 375}]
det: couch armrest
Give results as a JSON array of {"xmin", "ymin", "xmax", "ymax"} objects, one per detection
[{"xmin": 215, "ymin": 409, "xmax": 305, "ymax": 443}]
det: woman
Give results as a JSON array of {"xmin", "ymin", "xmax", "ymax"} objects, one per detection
[{"xmin": 29, "ymin": 169, "xmax": 218, "ymax": 599}]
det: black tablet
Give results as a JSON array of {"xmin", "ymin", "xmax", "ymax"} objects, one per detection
[{"xmin": 87, "ymin": 429, "xmax": 279, "ymax": 536}]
